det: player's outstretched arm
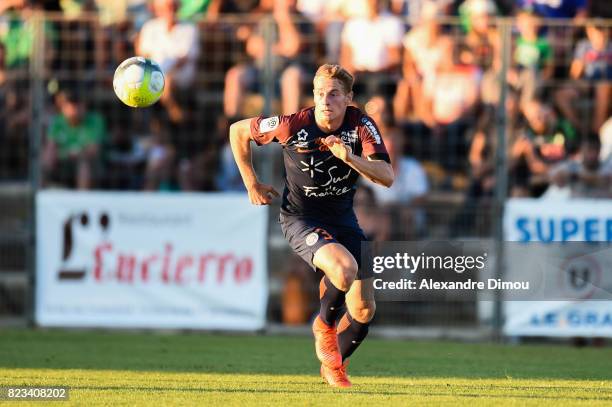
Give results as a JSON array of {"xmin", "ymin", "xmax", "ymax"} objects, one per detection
[
  {"xmin": 229, "ymin": 119, "xmax": 280, "ymax": 205},
  {"xmin": 323, "ymin": 136, "xmax": 394, "ymax": 188}
]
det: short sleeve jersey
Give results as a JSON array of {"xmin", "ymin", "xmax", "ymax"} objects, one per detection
[{"xmin": 250, "ymin": 106, "xmax": 389, "ymax": 226}]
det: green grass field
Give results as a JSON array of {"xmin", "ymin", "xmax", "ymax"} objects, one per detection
[{"xmin": 0, "ymin": 329, "xmax": 611, "ymax": 406}]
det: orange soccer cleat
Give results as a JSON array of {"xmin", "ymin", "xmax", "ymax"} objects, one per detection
[
  {"xmin": 320, "ymin": 360, "xmax": 351, "ymax": 388},
  {"xmin": 312, "ymin": 315, "xmax": 342, "ymax": 369}
]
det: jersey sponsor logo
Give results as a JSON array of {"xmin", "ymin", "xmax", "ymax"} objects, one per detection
[
  {"xmin": 260, "ymin": 116, "xmax": 279, "ymax": 133},
  {"xmin": 296, "ymin": 129, "xmax": 309, "ymax": 141},
  {"xmin": 340, "ymin": 128, "xmax": 358, "ymax": 144},
  {"xmin": 361, "ymin": 117, "xmax": 381, "ymax": 144},
  {"xmin": 295, "ymin": 137, "xmax": 330, "ymax": 153},
  {"xmin": 300, "ymin": 156, "xmax": 325, "ymax": 178}
]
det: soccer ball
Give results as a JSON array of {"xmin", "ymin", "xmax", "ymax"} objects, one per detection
[{"xmin": 113, "ymin": 56, "xmax": 165, "ymax": 108}]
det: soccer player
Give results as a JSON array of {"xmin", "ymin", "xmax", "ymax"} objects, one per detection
[{"xmin": 229, "ymin": 64, "xmax": 393, "ymax": 387}]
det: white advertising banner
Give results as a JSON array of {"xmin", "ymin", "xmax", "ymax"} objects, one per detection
[
  {"xmin": 36, "ymin": 191, "xmax": 268, "ymax": 330},
  {"xmin": 503, "ymin": 198, "xmax": 612, "ymax": 337}
]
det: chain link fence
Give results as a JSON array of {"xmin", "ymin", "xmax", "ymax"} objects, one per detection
[{"xmin": 0, "ymin": 11, "xmax": 610, "ymax": 335}]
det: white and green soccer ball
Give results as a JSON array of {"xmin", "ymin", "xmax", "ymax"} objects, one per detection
[{"xmin": 113, "ymin": 56, "xmax": 165, "ymax": 108}]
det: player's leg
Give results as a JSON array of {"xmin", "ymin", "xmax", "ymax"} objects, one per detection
[
  {"xmin": 311, "ymin": 242, "xmax": 357, "ymax": 371},
  {"xmin": 338, "ymin": 278, "xmax": 375, "ymax": 361},
  {"xmin": 334, "ymin": 226, "xmax": 375, "ymax": 362},
  {"xmin": 278, "ymin": 216, "xmax": 349, "ymax": 370},
  {"xmin": 313, "ymin": 242, "xmax": 357, "ymax": 323}
]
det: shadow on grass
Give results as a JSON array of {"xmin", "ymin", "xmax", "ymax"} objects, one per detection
[{"xmin": 0, "ymin": 329, "xmax": 611, "ymax": 381}]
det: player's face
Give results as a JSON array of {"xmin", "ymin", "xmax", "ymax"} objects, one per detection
[{"xmin": 313, "ymin": 77, "xmax": 352, "ymax": 124}]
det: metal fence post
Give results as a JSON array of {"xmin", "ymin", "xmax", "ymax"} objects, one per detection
[
  {"xmin": 492, "ymin": 17, "xmax": 512, "ymax": 341},
  {"xmin": 27, "ymin": 10, "xmax": 47, "ymax": 326}
]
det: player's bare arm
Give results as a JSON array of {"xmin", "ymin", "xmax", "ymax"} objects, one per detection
[
  {"xmin": 323, "ymin": 135, "xmax": 394, "ymax": 187},
  {"xmin": 229, "ymin": 119, "xmax": 280, "ymax": 205}
]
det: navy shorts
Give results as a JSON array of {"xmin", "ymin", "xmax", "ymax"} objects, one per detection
[{"xmin": 279, "ymin": 214, "xmax": 373, "ymax": 280}]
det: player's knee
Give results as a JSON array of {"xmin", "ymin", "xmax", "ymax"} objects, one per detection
[
  {"xmin": 327, "ymin": 257, "xmax": 357, "ymax": 291},
  {"xmin": 351, "ymin": 300, "xmax": 376, "ymax": 323}
]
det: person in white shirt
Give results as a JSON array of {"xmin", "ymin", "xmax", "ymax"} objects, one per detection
[
  {"xmin": 340, "ymin": 0, "xmax": 404, "ymax": 98},
  {"xmin": 136, "ymin": 0, "xmax": 200, "ymax": 123}
]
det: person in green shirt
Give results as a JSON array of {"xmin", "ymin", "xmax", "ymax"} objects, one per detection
[
  {"xmin": 42, "ymin": 89, "xmax": 107, "ymax": 189},
  {"xmin": 507, "ymin": 9, "xmax": 554, "ymax": 107}
]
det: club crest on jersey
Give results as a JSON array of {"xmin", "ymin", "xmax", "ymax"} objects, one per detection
[
  {"xmin": 306, "ymin": 232, "xmax": 319, "ymax": 246},
  {"xmin": 361, "ymin": 117, "xmax": 381, "ymax": 144},
  {"xmin": 260, "ymin": 116, "xmax": 279, "ymax": 133},
  {"xmin": 297, "ymin": 129, "xmax": 308, "ymax": 141}
]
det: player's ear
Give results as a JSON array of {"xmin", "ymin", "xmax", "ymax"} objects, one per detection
[{"xmin": 346, "ymin": 91, "xmax": 353, "ymax": 103}]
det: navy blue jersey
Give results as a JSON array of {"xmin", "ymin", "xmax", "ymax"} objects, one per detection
[{"xmin": 250, "ymin": 106, "xmax": 389, "ymax": 226}]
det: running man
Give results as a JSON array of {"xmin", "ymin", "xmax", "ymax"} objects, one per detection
[{"xmin": 229, "ymin": 64, "xmax": 394, "ymax": 387}]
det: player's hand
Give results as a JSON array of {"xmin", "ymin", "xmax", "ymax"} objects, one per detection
[
  {"xmin": 247, "ymin": 182, "xmax": 280, "ymax": 205},
  {"xmin": 323, "ymin": 136, "xmax": 352, "ymax": 163}
]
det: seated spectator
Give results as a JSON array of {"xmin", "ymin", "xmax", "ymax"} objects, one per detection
[
  {"xmin": 390, "ymin": 0, "xmax": 454, "ymax": 23},
  {"xmin": 509, "ymin": 98, "xmax": 579, "ymax": 196},
  {"xmin": 370, "ymin": 128, "xmax": 428, "ymax": 206},
  {"xmin": 416, "ymin": 38, "xmax": 481, "ymax": 172},
  {"xmin": 514, "ymin": 0, "xmax": 587, "ymax": 21},
  {"xmin": 367, "ymin": 128, "xmax": 428, "ymax": 238},
  {"xmin": 339, "ymin": 0, "xmax": 404, "ymax": 99},
  {"xmin": 554, "ymin": 21, "xmax": 611, "ymax": 133},
  {"xmin": 296, "ymin": 0, "xmax": 368, "ymax": 64},
  {"xmin": 0, "ymin": 0, "xmax": 56, "ymax": 73},
  {"xmin": 103, "ymin": 121, "xmax": 148, "ymax": 190},
  {"xmin": 216, "ymin": 140, "xmax": 246, "ymax": 191},
  {"xmin": 600, "ymin": 117, "xmax": 612, "ymax": 161},
  {"xmin": 142, "ymin": 117, "xmax": 177, "ymax": 191},
  {"xmin": 548, "ymin": 135, "xmax": 612, "ymax": 198},
  {"xmin": 136, "ymin": 0, "xmax": 200, "ymax": 124},
  {"xmin": 393, "ymin": 0, "xmax": 448, "ymax": 124},
  {"xmin": 42, "ymin": 89, "xmax": 107, "ymax": 190},
  {"xmin": 0, "ymin": 42, "xmax": 29, "ymax": 180},
  {"xmin": 457, "ymin": 0, "xmax": 501, "ymax": 107},
  {"xmin": 223, "ymin": 0, "xmax": 313, "ymax": 118},
  {"xmin": 507, "ymin": 9, "xmax": 553, "ymax": 107},
  {"xmin": 353, "ymin": 185, "xmax": 391, "ymax": 241}
]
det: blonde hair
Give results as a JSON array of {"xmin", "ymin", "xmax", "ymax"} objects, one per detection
[{"xmin": 313, "ymin": 64, "xmax": 354, "ymax": 94}]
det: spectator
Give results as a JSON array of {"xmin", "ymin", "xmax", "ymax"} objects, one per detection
[
  {"xmin": 353, "ymin": 185, "xmax": 391, "ymax": 241},
  {"xmin": 296, "ymin": 0, "xmax": 368, "ymax": 64},
  {"xmin": 418, "ymin": 38, "xmax": 481, "ymax": 172},
  {"xmin": 0, "ymin": 0, "xmax": 56, "ymax": 72},
  {"xmin": 554, "ymin": 21, "xmax": 611, "ymax": 133},
  {"xmin": 367, "ymin": 128, "xmax": 428, "ymax": 238},
  {"xmin": 507, "ymin": 9, "xmax": 553, "ymax": 107},
  {"xmin": 340, "ymin": 0, "xmax": 404, "ymax": 99},
  {"xmin": 216, "ymin": 140, "xmax": 246, "ymax": 191},
  {"xmin": 370, "ymin": 128, "xmax": 429, "ymax": 206},
  {"xmin": 0, "ymin": 42, "xmax": 29, "ymax": 180},
  {"xmin": 509, "ymin": 98, "xmax": 579, "ymax": 196},
  {"xmin": 223, "ymin": 0, "xmax": 313, "ymax": 118},
  {"xmin": 103, "ymin": 121, "xmax": 148, "ymax": 190},
  {"xmin": 548, "ymin": 135, "xmax": 612, "ymax": 198},
  {"xmin": 136, "ymin": 0, "xmax": 200, "ymax": 124},
  {"xmin": 143, "ymin": 117, "xmax": 177, "ymax": 191},
  {"xmin": 514, "ymin": 0, "xmax": 587, "ymax": 21},
  {"xmin": 42, "ymin": 89, "xmax": 107, "ymax": 190},
  {"xmin": 393, "ymin": 0, "xmax": 448, "ymax": 124},
  {"xmin": 390, "ymin": 0, "xmax": 454, "ymax": 22},
  {"xmin": 457, "ymin": 0, "xmax": 501, "ymax": 107},
  {"xmin": 600, "ymin": 117, "xmax": 612, "ymax": 161}
]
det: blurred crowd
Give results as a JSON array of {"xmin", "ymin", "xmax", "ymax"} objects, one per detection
[{"xmin": 1, "ymin": 0, "xmax": 611, "ymax": 236}]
